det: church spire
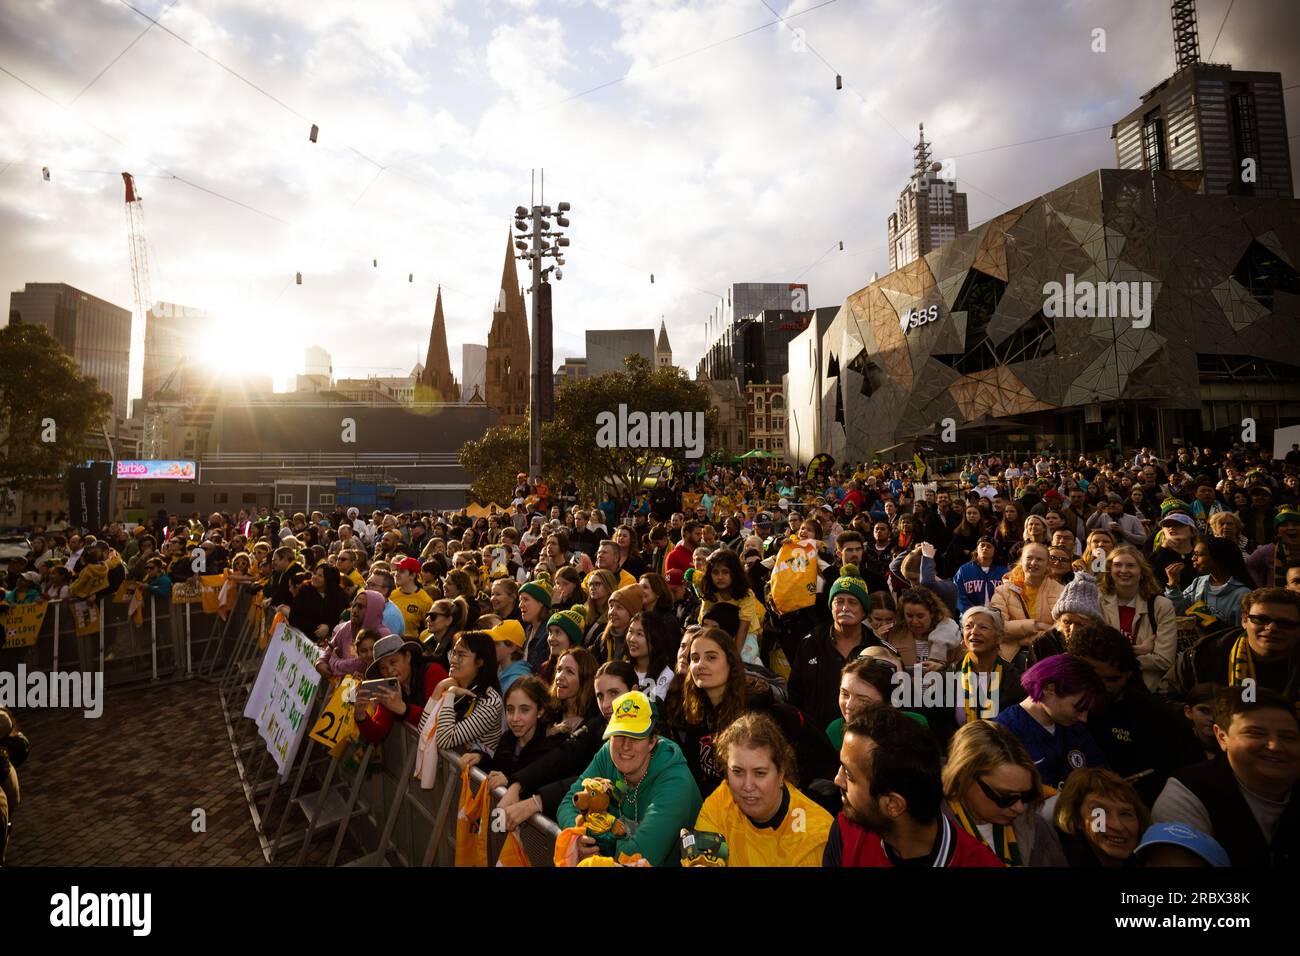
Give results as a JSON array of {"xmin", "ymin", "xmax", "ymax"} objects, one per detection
[
  {"xmin": 486, "ymin": 230, "xmax": 531, "ymax": 424},
  {"xmin": 419, "ymin": 285, "xmax": 457, "ymax": 401}
]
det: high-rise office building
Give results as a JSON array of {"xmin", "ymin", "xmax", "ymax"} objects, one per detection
[
  {"xmin": 887, "ymin": 124, "xmax": 970, "ymax": 272},
  {"xmin": 142, "ymin": 301, "xmax": 215, "ymax": 401},
  {"xmin": 1110, "ymin": 5, "xmax": 1292, "ymax": 198},
  {"xmin": 8, "ymin": 282, "xmax": 132, "ymax": 419},
  {"xmin": 695, "ymin": 282, "xmax": 810, "ymax": 383}
]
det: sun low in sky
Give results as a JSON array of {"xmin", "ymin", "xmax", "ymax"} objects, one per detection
[{"xmin": 1, "ymin": 0, "xmax": 1295, "ymax": 409}]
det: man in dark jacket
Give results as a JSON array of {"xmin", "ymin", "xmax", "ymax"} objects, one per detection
[
  {"xmin": 1157, "ymin": 587, "xmax": 1300, "ymax": 708},
  {"xmin": 790, "ymin": 567, "xmax": 882, "ymax": 732},
  {"xmin": 1151, "ymin": 689, "xmax": 1299, "ymax": 867},
  {"xmin": 816, "ymin": 531, "xmax": 885, "ymax": 620}
]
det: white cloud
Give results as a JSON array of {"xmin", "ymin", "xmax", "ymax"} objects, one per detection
[{"xmin": 0, "ymin": 0, "xmax": 1296, "ymax": 400}]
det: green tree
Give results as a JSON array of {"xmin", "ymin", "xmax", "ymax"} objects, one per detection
[
  {"xmin": 459, "ymin": 423, "xmax": 529, "ymax": 504},
  {"xmin": 0, "ymin": 322, "xmax": 114, "ymax": 492},
  {"xmin": 459, "ymin": 354, "xmax": 716, "ymax": 502}
]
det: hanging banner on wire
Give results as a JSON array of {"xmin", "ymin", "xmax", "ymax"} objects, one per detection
[{"xmin": 243, "ymin": 620, "xmax": 325, "ymax": 779}]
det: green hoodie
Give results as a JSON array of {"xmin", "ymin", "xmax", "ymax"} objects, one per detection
[{"xmin": 558, "ymin": 737, "xmax": 702, "ymax": 867}]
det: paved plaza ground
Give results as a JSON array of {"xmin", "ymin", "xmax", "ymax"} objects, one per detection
[{"xmin": 9, "ymin": 681, "xmax": 270, "ymax": 866}]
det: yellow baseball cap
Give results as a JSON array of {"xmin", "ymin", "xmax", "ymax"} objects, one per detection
[
  {"xmin": 487, "ymin": 619, "xmax": 526, "ymax": 649},
  {"xmin": 602, "ymin": 691, "xmax": 654, "ymax": 740}
]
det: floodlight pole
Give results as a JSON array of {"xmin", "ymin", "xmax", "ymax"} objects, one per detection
[{"xmin": 529, "ymin": 205, "xmax": 543, "ymax": 479}]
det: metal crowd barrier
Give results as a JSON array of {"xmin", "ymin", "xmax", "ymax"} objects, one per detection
[
  {"xmin": 0, "ymin": 588, "xmax": 250, "ymax": 687},
  {"xmin": 215, "ymin": 605, "xmax": 559, "ymax": 867}
]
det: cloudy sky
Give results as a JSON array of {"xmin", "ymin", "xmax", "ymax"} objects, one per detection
[{"xmin": 2, "ymin": 0, "xmax": 1297, "ymax": 400}]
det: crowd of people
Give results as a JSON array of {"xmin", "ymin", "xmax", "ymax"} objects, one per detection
[{"xmin": 4, "ymin": 440, "xmax": 1300, "ymax": 867}]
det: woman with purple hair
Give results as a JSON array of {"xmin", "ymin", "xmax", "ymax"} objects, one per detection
[{"xmin": 994, "ymin": 654, "xmax": 1108, "ymax": 792}]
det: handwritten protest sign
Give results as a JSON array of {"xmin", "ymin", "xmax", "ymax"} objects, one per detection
[
  {"xmin": 243, "ymin": 620, "xmax": 324, "ymax": 779},
  {"xmin": 3, "ymin": 600, "xmax": 49, "ymax": 649}
]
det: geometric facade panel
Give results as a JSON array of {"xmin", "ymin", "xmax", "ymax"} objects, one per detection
[{"xmin": 802, "ymin": 168, "xmax": 1300, "ymax": 463}]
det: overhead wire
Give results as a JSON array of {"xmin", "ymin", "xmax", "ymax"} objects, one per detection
[
  {"xmin": 1206, "ymin": 0, "xmax": 1235, "ymax": 62},
  {"xmin": 72, "ymin": 0, "xmax": 181, "ymax": 104},
  {"xmin": 8, "ymin": 2, "xmax": 1172, "ymax": 370},
  {"xmin": 538, "ymin": 0, "xmax": 843, "ymax": 112}
]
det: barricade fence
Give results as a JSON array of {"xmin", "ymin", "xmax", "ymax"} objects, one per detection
[
  {"xmin": 215, "ymin": 601, "xmax": 559, "ymax": 867},
  {"xmin": 0, "ymin": 585, "xmax": 253, "ymax": 688}
]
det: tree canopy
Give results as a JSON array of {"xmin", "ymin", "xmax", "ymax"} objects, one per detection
[
  {"xmin": 0, "ymin": 322, "xmax": 114, "ymax": 492},
  {"xmin": 459, "ymin": 354, "xmax": 716, "ymax": 503}
]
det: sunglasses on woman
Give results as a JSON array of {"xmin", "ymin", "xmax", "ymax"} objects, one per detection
[
  {"xmin": 1246, "ymin": 613, "xmax": 1300, "ymax": 632},
  {"xmin": 976, "ymin": 776, "xmax": 1037, "ymax": 809}
]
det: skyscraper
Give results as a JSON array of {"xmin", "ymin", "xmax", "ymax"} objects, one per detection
[
  {"xmin": 142, "ymin": 301, "xmax": 215, "ymax": 401},
  {"xmin": 1110, "ymin": 6, "xmax": 1292, "ymax": 198},
  {"xmin": 695, "ymin": 282, "xmax": 811, "ymax": 384},
  {"xmin": 8, "ymin": 282, "xmax": 132, "ymax": 419},
  {"xmin": 419, "ymin": 285, "xmax": 459, "ymax": 402},
  {"xmin": 485, "ymin": 233, "xmax": 530, "ymax": 425},
  {"xmin": 886, "ymin": 124, "xmax": 970, "ymax": 272}
]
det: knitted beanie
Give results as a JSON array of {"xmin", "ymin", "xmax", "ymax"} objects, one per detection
[
  {"xmin": 1051, "ymin": 571, "xmax": 1102, "ymax": 621},
  {"xmin": 547, "ymin": 605, "xmax": 587, "ymax": 645},
  {"xmin": 609, "ymin": 582, "xmax": 645, "ymax": 616},
  {"xmin": 1274, "ymin": 507, "xmax": 1300, "ymax": 528},
  {"xmin": 683, "ymin": 566, "xmax": 704, "ymax": 598},
  {"xmin": 1160, "ymin": 497, "xmax": 1191, "ymax": 518},
  {"xmin": 519, "ymin": 572, "xmax": 553, "ymax": 608},
  {"xmin": 828, "ymin": 563, "xmax": 870, "ymax": 610}
]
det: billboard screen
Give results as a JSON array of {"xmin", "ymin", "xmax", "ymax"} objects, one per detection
[{"xmin": 116, "ymin": 460, "xmax": 197, "ymax": 480}]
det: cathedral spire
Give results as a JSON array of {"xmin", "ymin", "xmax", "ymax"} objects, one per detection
[
  {"xmin": 486, "ymin": 230, "xmax": 531, "ymax": 424},
  {"xmin": 419, "ymin": 285, "xmax": 457, "ymax": 401}
]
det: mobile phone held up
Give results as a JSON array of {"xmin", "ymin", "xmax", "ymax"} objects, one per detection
[{"xmin": 355, "ymin": 677, "xmax": 400, "ymax": 702}]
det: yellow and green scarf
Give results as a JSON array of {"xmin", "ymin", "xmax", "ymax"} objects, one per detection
[
  {"xmin": 1228, "ymin": 633, "xmax": 1254, "ymax": 687},
  {"xmin": 959, "ymin": 652, "xmax": 1003, "ymax": 722},
  {"xmin": 949, "ymin": 799, "xmax": 1022, "ymax": 866}
]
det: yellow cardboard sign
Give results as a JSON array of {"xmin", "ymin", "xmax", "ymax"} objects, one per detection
[
  {"xmin": 72, "ymin": 599, "xmax": 101, "ymax": 637},
  {"xmin": 309, "ymin": 674, "xmax": 360, "ymax": 754},
  {"xmin": 3, "ymin": 600, "xmax": 49, "ymax": 648}
]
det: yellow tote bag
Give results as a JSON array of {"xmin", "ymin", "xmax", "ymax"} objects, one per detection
[
  {"xmin": 454, "ymin": 766, "xmax": 490, "ymax": 867},
  {"xmin": 769, "ymin": 537, "xmax": 818, "ymax": 614}
]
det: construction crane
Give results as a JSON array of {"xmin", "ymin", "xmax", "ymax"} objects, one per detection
[
  {"xmin": 122, "ymin": 173, "xmax": 175, "ymax": 460},
  {"xmin": 122, "ymin": 172, "xmax": 153, "ymax": 340}
]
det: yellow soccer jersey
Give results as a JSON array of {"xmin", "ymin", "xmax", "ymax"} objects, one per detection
[
  {"xmin": 694, "ymin": 781, "xmax": 832, "ymax": 867},
  {"xmin": 393, "ymin": 586, "xmax": 433, "ymax": 638}
]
